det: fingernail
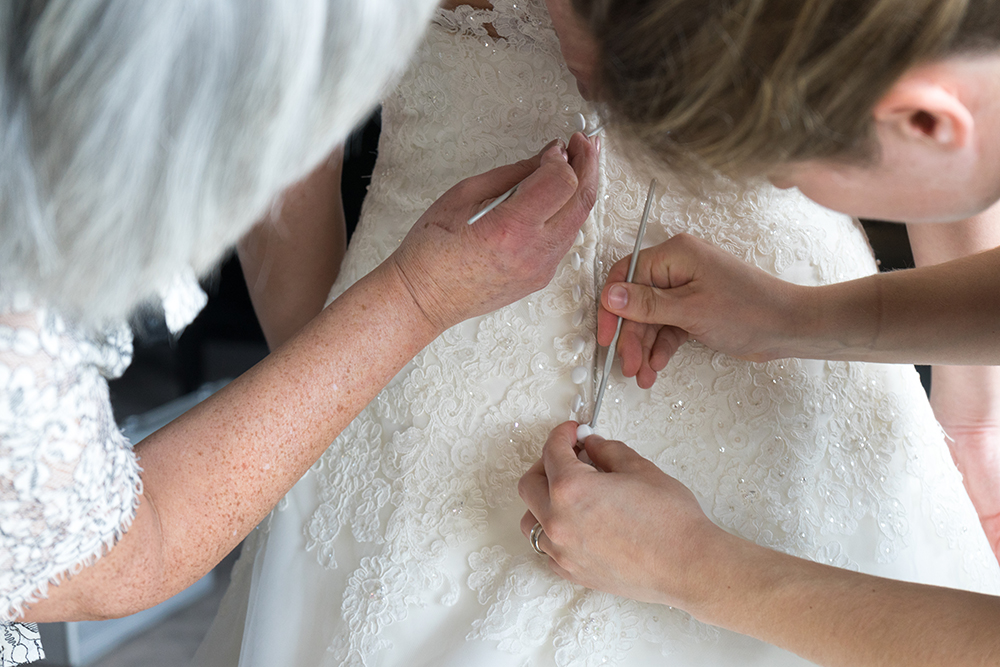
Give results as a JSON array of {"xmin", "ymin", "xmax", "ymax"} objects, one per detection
[
  {"xmin": 608, "ymin": 284, "xmax": 628, "ymax": 309},
  {"xmin": 542, "ymin": 139, "xmax": 566, "ymax": 160}
]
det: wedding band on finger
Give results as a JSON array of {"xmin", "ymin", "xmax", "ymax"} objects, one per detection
[{"xmin": 529, "ymin": 522, "xmax": 547, "ymax": 557}]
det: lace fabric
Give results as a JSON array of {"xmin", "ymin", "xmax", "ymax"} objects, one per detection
[
  {"xmin": 0, "ymin": 272, "xmax": 206, "ymax": 664},
  {"xmin": 0, "ymin": 623, "xmax": 42, "ymax": 667},
  {"xmin": 0, "ymin": 297, "xmax": 139, "ymax": 621},
  {"xmin": 196, "ymin": 1, "xmax": 1000, "ymax": 665}
]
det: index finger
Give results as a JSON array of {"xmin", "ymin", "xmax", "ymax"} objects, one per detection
[
  {"xmin": 546, "ymin": 131, "xmax": 599, "ymax": 238},
  {"xmin": 467, "ymin": 139, "xmax": 558, "ymax": 199}
]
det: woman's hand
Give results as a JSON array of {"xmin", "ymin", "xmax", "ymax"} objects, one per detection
[
  {"xmin": 596, "ymin": 234, "xmax": 802, "ymax": 388},
  {"xmin": 517, "ymin": 421, "xmax": 722, "ymax": 611},
  {"xmin": 391, "ymin": 132, "xmax": 599, "ymax": 332},
  {"xmin": 928, "ymin": 364, "xmax": 1000, "ymax": 563},
  {"xmin": 947, "ymin": 423, "xmax": 1000, "ymax": 560}
]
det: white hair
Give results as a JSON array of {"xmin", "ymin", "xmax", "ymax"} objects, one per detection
[{"xmin": 0, "ymin": 0, "xmax": 435, "ymax": 325}]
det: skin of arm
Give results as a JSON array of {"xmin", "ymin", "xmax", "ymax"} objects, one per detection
[
  {"xmin": 595, "ymin": 232, "xmax": 1000, "ymax": 378},
  {"xmin": 20, "ymin": 133, "xmax": 599, "ymax": 622},
  {"xmin": 238, "ymin": 147, "xmax": 347, "ymax": 350},
  {"xmin": 519, "ymin": 422, "xmax": 1000, "ymax": 667},
  {"xmin": 906, "ymin": 202, "xmax": 1000, "ymax": 558}
]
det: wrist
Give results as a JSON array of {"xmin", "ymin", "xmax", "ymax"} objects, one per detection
[
  {"xmin": 765, "ymin": 281, "xmax": 837, "ymax": 360},
  {"xmin": 373, "ymin": 257, "xmax": 447, "ymax": 342},
  {"xmin": 663, "ymin": 520, "xmax": 752, "ymax": 622},
  {"xmin": 678, "ymin": 526, "xmax": 788, "ymax": 631},
  {"xmin": 789, "ymin": 277, "xmax": 881, "ymax": 361}
]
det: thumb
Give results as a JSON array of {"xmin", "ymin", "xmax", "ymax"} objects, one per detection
[
  {"xmin": 468, "ymin": 141, "xmax": 577, "ymax": 226},
  {"xmin": 583, "ymin": 435, "xmax": 648, "ymax": 473},
  {"xmin": 542, "ymin": 421, "xmax": 592, "ymax": 481},
  {"xmin": 602, "ymin": 282, "xmax": 686, "ymax": 326},
  {"xmin": 499, "ymin": 142, "xmax": 579, "ymax": 227}
]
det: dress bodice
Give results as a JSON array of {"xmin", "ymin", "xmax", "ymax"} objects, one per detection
[
  {"xmin": 206, "ymin": 1, "xmax": 1000, "ymax": 666},
  {"xmin": 341, "ymin": 0, "xmax": 589, "ymax": 269}
]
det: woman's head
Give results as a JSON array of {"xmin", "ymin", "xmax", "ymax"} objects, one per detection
[
  {"xmin": 0, "ymin": 0, "xmax": 435, "ymax": 325},
  {"xmin": 560, "ymin": 0, "xmax": 1000, "ymax": 220}
]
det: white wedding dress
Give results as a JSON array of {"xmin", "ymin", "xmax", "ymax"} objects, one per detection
[{"xmin": 197, "ymin": 1, "xmax": 1000, "ymax": 665}]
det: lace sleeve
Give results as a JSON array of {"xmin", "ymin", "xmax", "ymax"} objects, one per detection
[
  {"xmin": 0, "ymin": 300, "xmax": 142, "ymax": 627},
  {"xmin": 0, "ymin": 623, "xmax": 42, "ymax": 666}
]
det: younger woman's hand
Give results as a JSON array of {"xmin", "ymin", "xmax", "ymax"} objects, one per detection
[
  {"xmin": 597, "ymin": 233, "xmax": 801, "ymax": 388},
  {"xmin": 518, "ymin": 422, "xmax": 722, "ymax": 611},
  {"xmin": 929, "ymin": 364, "xmax": 1000, "ymax": 564}
]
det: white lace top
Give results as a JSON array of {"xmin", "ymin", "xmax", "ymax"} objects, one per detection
[
  {"xmin": 0, "ymin": 273, "xmax": 206, "ymax": 666},
  {"xmin": 196, "ymin": 1, "xmax": 1000, "ymax": 665}
]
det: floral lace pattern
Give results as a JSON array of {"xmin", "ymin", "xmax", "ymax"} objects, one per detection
[
  {"xmin": 239, "ymin": 0, "xmax": 1000, "ymax": 664},
  {"xmin": 0, "ymin": 274, "xmax": 205, "ymax": 664},
  {"xmin": 0, "ymin": 296, "xmax": 140, "ymax": 623},
  {"xmin": 0, "ymin": 623, "xmax": 42, "ymax": 667}
]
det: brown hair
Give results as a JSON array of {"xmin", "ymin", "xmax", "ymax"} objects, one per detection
[{"xmin": 573, "ymin": 0, "xmax": 1000, "ymax": 175}]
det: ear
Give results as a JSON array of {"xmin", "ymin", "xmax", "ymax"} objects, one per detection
[{"xmin": 873, "ymin": 76, "xmax": 974, "ymax": 150}]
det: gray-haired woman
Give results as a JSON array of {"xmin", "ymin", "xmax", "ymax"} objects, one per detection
[{"xmin": 0, "ymin": 1, "xmax": 597, "ymax": 663}]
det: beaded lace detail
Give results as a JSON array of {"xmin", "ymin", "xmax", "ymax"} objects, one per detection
[
  {"xmin": 0, "ymin": 296, "xmax": 139, "ymax": 627},
  {"xmin": 249, "ymin": 0, "xmax": 1000, "ymax": 664},
  {"xmin": 0, "ymin": 273, "xmax": 205, "ymax": 663}
]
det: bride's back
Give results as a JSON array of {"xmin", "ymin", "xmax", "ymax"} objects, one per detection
[{"xmin": 198, "ymin": 1, "xmax": 1000, "ymax": 665}]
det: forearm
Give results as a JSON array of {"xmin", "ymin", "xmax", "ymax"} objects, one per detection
[
  {"xmin": 239, "ymin": 149, "xmax": 347, "ymax": 349},
  {"xmin": 23, "ymin": 260, "xmax": 440, "ymax": 621},
  {"xmin": 691, "ymin": 530, "xmax": 1000, "ymax": 667},
  {"xmin": 791, "ymin": 248, "xmax": 1000, "ymax": 365},
  {"xmin": 761, "ymin": 210, "xmax": 1000, "ymax": 365}
]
